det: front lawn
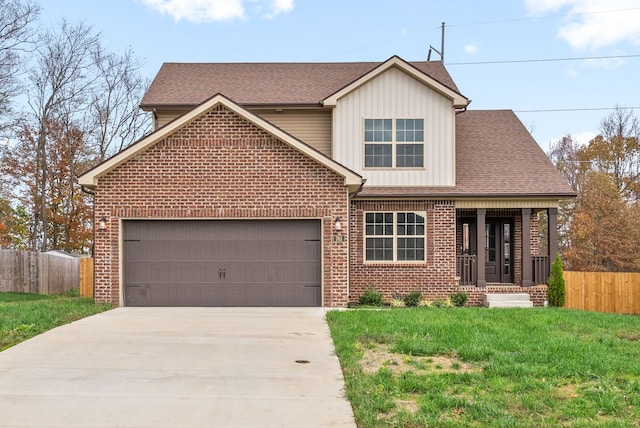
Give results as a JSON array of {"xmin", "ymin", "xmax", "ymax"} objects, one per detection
[
  {"xmin": 327, "ymin": 307, "xmax": 640, "ymax": 427},
  {"xmin": 0, "ymin": 292, "xmax": 113, "ymax": 351}
]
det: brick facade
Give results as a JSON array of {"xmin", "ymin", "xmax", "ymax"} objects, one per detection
[
  {"xmin": 90, "ymin": 104, "xmax": 549, "ymax": 308},
  {"xmin": 347, "ymin": 203, "xmax": 546, "ymax": 306},
  {"xmin": 348, "ymin": 200, "xmax": 458, "ymax": 303},
  {"xmin": 93, "ymin": 105, "xmax": 350, "ymax": 307}
]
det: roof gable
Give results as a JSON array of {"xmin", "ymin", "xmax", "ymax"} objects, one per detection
[
  {"xmin": 79, "ymin": 94, "xmax": 363, "ymax": 191},
  {"xmin": 322, "ymin": 56, "xmax": 468, "ymax": 108}
]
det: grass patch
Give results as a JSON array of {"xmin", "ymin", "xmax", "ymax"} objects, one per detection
[
  {"xmin": 327, "ymin": 307, "xmax": 640, "ymax": 427},
  {"xmin": 0, "ymin": 292, "xmax": 113, "ymax": 351}
]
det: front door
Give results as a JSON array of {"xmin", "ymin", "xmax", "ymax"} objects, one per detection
[{"xmin": 485, "ymin": 220, "xmax": 513, "ymax": 283}]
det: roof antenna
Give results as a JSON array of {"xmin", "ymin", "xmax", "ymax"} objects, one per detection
[{"xmin": 427, "ymin": 22, "xmax": 445, "ymax": 61}]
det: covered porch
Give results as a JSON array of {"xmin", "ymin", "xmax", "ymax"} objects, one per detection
[{"xmin": 455, "ymin": 206, "xmax": 558, "ymax": 287}]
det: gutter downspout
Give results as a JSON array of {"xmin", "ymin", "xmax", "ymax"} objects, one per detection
[
  {"xmin": 455, "ymin": 99, "xmax": 471, "ymax": 115},
  {"xmin": 349, "ymin": 178, "xmax": 367, "ymax": 199},
  {"xmin": 346, "ymin": 179, "xmax": 366, "ymax": 303}
]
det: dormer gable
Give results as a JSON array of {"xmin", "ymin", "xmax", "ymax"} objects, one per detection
[
  {"xmin": 323, "ymin": 56, "xmax": 469, "ymax": 108},
  {"xmin": 330, "ymin": 59, "xmax": 465, "ymax": 187}
]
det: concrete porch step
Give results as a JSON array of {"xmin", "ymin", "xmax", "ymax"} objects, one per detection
[{"xmin": 483, "ymin": 293, "xmax": 533, "ymax": 308}]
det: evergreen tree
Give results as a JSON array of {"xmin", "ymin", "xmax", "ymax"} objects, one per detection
[{"xmin": 547, "ymin": 253, "xmax": 566, "ymax": 307}]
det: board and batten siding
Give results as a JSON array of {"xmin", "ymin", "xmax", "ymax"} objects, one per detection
[
  {"xmin": 333, "ymin": 66, "xmax": 456, "ymax": 187},
  {"xmin": 255, "ymin": 109, "xmax": 332, "ymax": 157}
]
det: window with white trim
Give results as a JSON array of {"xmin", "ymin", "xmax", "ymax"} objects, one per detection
[
  {"xmin": 365, "ymin": 212, "xmax": 426, "ymax": 262},
  {"xmin": 364, "ymin": 118, "xmax": 424, "ymax": 168}
]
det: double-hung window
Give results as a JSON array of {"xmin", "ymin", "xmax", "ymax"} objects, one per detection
[
  {"xmin": 365, "ymin": 212, "xmax": 426, "ymax": 262},
  {"xmin": 364, "ymin": 118, "xmax": 424, "ymax": 168}
]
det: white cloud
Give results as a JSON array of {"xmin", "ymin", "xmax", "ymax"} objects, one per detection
[
  {"xmin": 573, "ymin": 131, "xmax": 597, "ymax": 145},
  {"xmin": 464, "ymin": 43, "xmax": 478, "ymax": 55},
  {"xmin": 141, "ymin": 0, "xmax": 295, "ymax": 22},
  {"xmin": 566, "ymin": 54, "xmax": 626, "ymax": 75},
  {"xmin": 524, "ymin": 0, "xmax": 574, "ymax": 15},
  {"xmin": 140, "ymin": 0, "xmax": 244, "ymax": 21},
  {"xmin": 543, "ymin": 131, "xmax": 594, "ymax": 151},
  {"xmin": 525, "ymin": 0, "xmax": 640, "ymax": 51},
  {"xmin": 264, "ymin": 0, "xmax": 294, "ymax": 19}
]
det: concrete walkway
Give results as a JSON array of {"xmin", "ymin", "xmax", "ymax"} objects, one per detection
[{"xmin": 0, "ymin": 308, "xmax": 356, "ymax": 427}]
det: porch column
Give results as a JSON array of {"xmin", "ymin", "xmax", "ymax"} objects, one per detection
[
  {"xmin": 548, "ymin": 207, "xmax": 558, "ymax": 261},
  {"xmin": 476, "ymin": 208, "xmax": 486, "ymax": 287},
  {"xmin": 521, "ymin": 208, "xmax": 533, "ymax": 286}
]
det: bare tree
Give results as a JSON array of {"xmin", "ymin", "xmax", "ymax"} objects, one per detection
[
  {"xmin": 0, "ymin": 0, "xmax": 40, "ymax": 134},
  {"xmin": 550, "ymin": 108, "xmax": 640, "ymax": 271},
  {"xmin": 600, "ymin": 106, "xmax": 640, "ymax": 143},
  {"xmin": 26, "ymin": 20, "xmax": 99, "ymax": 250},
  {"xmin": 2, "ymin": 17, "xmax": 150, "ymax": 251},
  {"xmin": 580, "ymin": 106, "xmax": 640, "ymax": 199},
  {"xmin": 548, "ymin": 134, "xmax": 582, "ymax": 192},
  {"xmin": 547, "ymin": 134, "xmax": 583, "ymax": 254},
  {"xmin": 89, "ymin": 47, "xmax": 150, "ymax": 161}
]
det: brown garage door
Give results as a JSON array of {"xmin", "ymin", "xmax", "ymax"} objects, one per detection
[{"xmin": 123, "ymin": 220, "xmax": 321, "ymax": 307}]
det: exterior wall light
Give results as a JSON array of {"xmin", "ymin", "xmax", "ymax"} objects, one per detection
[
  {"xmin": 334, "ymin": 217, "xmax": 342, "ymax": 231},
  {"xmin": 98, "ymin": 216, "xmax": 107, "ymax": 231}
]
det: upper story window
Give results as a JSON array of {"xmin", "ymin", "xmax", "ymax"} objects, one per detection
[{"xmin": 364, "ymin": 118, "xmax": 424, "ymax": 168}]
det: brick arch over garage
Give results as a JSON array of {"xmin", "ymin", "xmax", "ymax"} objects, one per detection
[{"xmin": 93, "ymin": 105, "xmax": 350, "ymax": 307}]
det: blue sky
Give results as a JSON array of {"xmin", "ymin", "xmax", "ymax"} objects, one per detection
[{"xmin": 39, "ymin": 0, "xmax": 640, "ymax": 151}]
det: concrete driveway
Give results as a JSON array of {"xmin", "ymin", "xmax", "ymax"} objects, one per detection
[{"xmin": 0, "ymin": 308, "xmax": 356, "ymax": 427}]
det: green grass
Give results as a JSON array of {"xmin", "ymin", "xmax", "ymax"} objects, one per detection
[
  {"xmin": 327, "ymin": 308, "xmax": 640, "ymax": 427},
  {"xmin": 0, "ymin": 292, "xmax": 113, "ymax": 351}
]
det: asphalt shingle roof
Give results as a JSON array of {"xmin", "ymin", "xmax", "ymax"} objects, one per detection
[
  {"xmin": 357, "ymin": 110, "xmax": 575, "ymax": 198},
  {"xmin": 140, "ymin": 60, "xmax": 461, "ymax": 107},
  {"xmin": 140, "ymin": 59, "xmax": 573, "ymax": 199}
]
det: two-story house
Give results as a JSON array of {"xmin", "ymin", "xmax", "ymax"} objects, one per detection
[{"xmin": 78, "ymin": 55, "xmax": 574, "ymax": 307}]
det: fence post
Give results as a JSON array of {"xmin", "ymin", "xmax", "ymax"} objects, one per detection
[{"xmin": 80, "ymin": 258, "xmax": 94, "ymax": 298}]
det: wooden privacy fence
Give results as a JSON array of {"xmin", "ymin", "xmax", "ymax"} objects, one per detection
[
  {"xmin": 564, "ymin": 271, "xmax": 640, "ymax": 315},
  {"xmin": 0, "ymin": 250, "xmax": 93, "ymax": 297},
  {"xmin": 79, "ymin": 258, "xmax": 94, "ymax": 298}
]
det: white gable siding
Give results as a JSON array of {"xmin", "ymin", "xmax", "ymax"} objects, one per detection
[{"xmin": 332, "ymin": 67, "xmax": 456, "ymax": 187}]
